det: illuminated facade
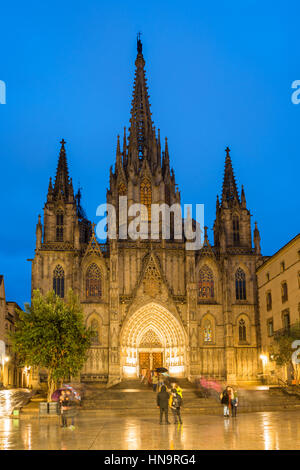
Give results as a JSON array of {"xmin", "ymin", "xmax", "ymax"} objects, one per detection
[
  {"xmin": 0, "ymin": 276, "xmax": 26, "ymax": 388},
  {"xmin": 31, "ymin": 39, "xmax": 262, "ymax": 384},
  {"xmin": 257, "ymin": 234, "xmax": 300, "ymax": 383}
]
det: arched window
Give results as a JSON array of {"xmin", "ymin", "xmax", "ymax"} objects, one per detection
[
  {"xmin": 232, "ymin": 215, "xmax": 240, "ymax": 244},
  {"xmin": 53, "ymin": 265, "xmax": 64, "ymax": 298},
  {"xmin": 235, "ymin": 268, "xmax": 246, "ymax": 300},
  {"xmin": 204, "ymin": 320, "xmax": 212, "ymax": 342},
  {"xmin": 198, "ymin": 265, "xmax": 214, "ymax": 299},
  {"xmin": 281, "ymin": 282, "xmax": 288, "ymax": 303},
  {"xmin": 86, "ymin": 263, "xmax": 102, "ymax": 298},
  {"xmin": 56, "ymin": 211, "xmax": 64, "ymax": 241},
  {"xmin": 91, "ymin": 318, "xmax": 100, "ymax": 345},
  {"xmin": 140, "ymin": 179, "xmax": 152, "ymax": 221},
  {"xmin": 239, "ymin": 319, "xmax": 247, "ymax": 342}
]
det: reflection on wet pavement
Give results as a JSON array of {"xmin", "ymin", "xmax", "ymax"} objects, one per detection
[
  {"xmin": 1, "ymin": 410, "xmax": 300, "ymax": 450},
  {"xmin": 0, "ymin": 389, "xmax": 33, "ymax": 417}
]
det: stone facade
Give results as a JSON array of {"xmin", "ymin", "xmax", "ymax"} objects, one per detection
[
  {"xmin": 0, "ymin": 276, "xmax": 25, "ymax": 387},
  {"xmin": 257, "ymin": 234, "xmax": 300, "ymax": 383},
  {"xmin": 31, "ymin": 39, "xmax": 262, "ymax": 384}
]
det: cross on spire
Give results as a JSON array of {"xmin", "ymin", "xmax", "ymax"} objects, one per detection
[{"xmin": 137, "ymin": 32, "xmax": 142, "ymax": 54}]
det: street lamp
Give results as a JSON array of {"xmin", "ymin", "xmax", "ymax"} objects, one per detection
[
  {"xmin": 1, "ymin": 355, "xmax": 10, "ymax": 387},
  {"xmin": 260, "ymin": 354, "xmax": 268, "ymax": 366}
]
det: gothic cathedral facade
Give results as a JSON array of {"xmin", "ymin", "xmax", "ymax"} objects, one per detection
[{"xmin": 31, "ymin": 39, "xmax": 262, "ymax": 384}]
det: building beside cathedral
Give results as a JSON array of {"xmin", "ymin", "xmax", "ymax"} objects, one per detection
[
  {"xmin": 257, "ymin": 233, "xmax": 300, "ymax": 383},
  {"xmin": 31, "ymin": 38, "xmax": 263, "ymax": 385}
]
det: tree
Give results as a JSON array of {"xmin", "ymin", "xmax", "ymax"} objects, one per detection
[
  {"xmin": 270, "ymin": 322, "xmax": 300, "ymax": 382},
  {"xmin": 10, "ymin": 289, "xmax": 93, "ymax": 401}
]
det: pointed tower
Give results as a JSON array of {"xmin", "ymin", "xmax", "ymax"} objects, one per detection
[
  {"xmin": 53, "ymin": 139, "xmax": 71, "ymax": 200},
  {"xmin": 214, "ymin": 147, "xmax": 252, "ymax": 252},
  {"xmin": 127, "ymin": 34, "xmax": 157, "ymax": 172},
  {"xmin": 221, "ymin": 147, "xmax": 240, "ymax": 208},
  {"xmin": 41, "ymin": 139, "xmax": 90, "ymax": 245},
  {"xmin": 107, "ymin": 36, "xmax": 180, "ymax": 240},
  {"xmin": 254, "ymin": 221, "xmax": 261, "ymax": 255}
]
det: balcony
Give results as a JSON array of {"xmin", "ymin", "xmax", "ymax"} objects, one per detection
[{"xmin": 273, "ymin": 323, "xmax": 300, "ymax": 338}]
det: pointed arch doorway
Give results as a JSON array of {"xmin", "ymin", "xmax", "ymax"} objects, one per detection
[
  {"xmin": 139, "ymin": 329, "xmax": 163, "ymax": 371},
  {"xmin": 120, "ymin": 302, "xmax": 187, "ymax": 378}
]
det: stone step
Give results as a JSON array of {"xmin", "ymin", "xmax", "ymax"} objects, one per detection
[{"xmin": 81, "ymin": 380, "xmax": 300, "ymax": 413}]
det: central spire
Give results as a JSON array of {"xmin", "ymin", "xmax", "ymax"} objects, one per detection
[
  {"xmin": 221, "ymin": 146, "xmax": 240, "ymax": 207},
  {"xmin": 127, "ymin": 35, "xmax": 159, "ymax": 171}
]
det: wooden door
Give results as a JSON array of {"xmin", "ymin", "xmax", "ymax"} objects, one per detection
[
  {"xmin": 152, "ymin": 352, "xmax": 163, "ymax": 369},
  {"xmin": 139, "ymin": 352, "xmax": 150, "ymax": 369}
]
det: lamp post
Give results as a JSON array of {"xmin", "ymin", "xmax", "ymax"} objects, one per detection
[
  {"xmin": 2, "ymin": 356, "xmax": 10, "ymax": 387},
  {"xmin": 260, "ymin": 354, "xmax": 268, "ymax": 385}
]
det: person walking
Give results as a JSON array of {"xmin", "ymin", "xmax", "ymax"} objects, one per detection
[
  {"xmin": 157, "ymin": 385, "xmax": 170, "ymax": 424},
  {"xmin": 231, "ymin": 389, "xmax": 238, "ymax": 417},
  {"xmin": 59, "ymin": 390, "xmax": 67, "ymax": 427},
  {"xmin": 60, "ymin": 390, "xmax": 77, "ymax": 429},
  {"xmin": 152, "ymin": 373, "xmax": 159, "ymax": 392},
  {"xmin": 169, "ymin": 388, "xmax": 183, "ymax": 425},
  {"xmin": 171, "ymin": 382, "xmax": 183, "ymax": 399},
  {"xmin": 220, "ymin": 387, "xmax": 230, "ymax": 417}
]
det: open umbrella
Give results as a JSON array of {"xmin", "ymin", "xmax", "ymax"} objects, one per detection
[
  {"xmin": 51, "ymin": 388, "xmax": 67, "ymax": 402},
  {"xmin": 62, "ymin": 384, "xmax": 81, "ymax": 401},
  {"xmin": 155, "ymin": 367, "xmax": 168, "ymax": 373}
]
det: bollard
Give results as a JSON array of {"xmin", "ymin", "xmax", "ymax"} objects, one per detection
[
  {"xmin": 39, "ymin": 402, "xmax": 48, "ymax": 415},
  {"xmin": 48, "ymin": 401, "xmax": 59, "ymax": 415}
]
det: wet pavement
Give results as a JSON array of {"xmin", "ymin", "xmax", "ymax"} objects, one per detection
[
  {"xmin": 0, "ymin": 389, "xmax": 33, "ymax": 417},
  {"xmin": 1, "ymin": 410, "xmax": 300, "ymax": 450}
]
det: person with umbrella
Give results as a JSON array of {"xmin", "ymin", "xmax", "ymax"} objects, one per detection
[
  {"xmin": 59, "ymin": 389, "xmax": 77, "ymax": 429},
  {"xmin": 152, "ymin": 372, "xmax": 159, "ymax": 392}
]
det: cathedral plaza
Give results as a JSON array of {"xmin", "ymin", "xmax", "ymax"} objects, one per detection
[{"xmin": 2, "ymin": 409, "xmax": 300, "ymax": 451}]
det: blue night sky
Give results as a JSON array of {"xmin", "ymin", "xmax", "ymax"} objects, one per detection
[{"xmin": 0, "ymin": 0, "xmax": 299, "ymax": 307}]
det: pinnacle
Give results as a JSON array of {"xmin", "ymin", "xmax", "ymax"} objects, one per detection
[{"xmin": 53, "ymin": 139, "xmax": 70, "ymax": 200}]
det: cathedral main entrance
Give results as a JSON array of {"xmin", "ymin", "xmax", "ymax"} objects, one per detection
[
  {"xmin": 139, "ymin": 352, "xmax": 163, "ymax": 370},
  {"xmin": 120, "ymin": 302, "xmax": 187, "ymax": 378}
]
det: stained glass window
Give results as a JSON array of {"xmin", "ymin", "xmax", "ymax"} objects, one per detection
[
  {"xmin": 198, "ymin": 265, "xmax": 214, "ymax": 299},
  {"xmin": 53, "ymin": 265, "xmax": 64, "ymax": 298},
  {"xmin": 235, "ymin": 268, "xmax": 246, "ymax": 300},
  {"xmin": 86, "ymin": 263, "xmax": 102, "ymax": 298},
  {"xmin": 204, "ymin": 320, "xmax": 212, "ymax": 342}
]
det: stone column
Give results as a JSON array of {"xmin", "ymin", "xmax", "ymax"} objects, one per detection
[{"xmin": 108, "ymin": 240, "xmax": 121, "ymax": 383}]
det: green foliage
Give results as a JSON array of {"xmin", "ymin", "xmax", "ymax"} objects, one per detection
[
  {"xmin": 270, "ymin": 322, "xmax": 300, "ymax": 368},
  {"xmin": 10, "ymin": 289, "xmax": 93, "ymax": 397}
]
